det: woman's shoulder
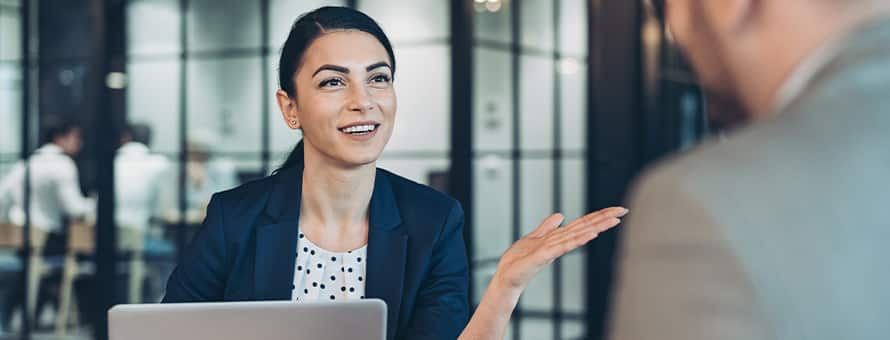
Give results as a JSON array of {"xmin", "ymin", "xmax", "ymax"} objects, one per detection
[
  {"xmin": 378, "ymin": 168, "xmax": 457, "ymax": 203},
  {"xmin": 377, "ymin": 168, "xmax": 462, "ymax": 223},
  {"xmin": 206, "ymin": 174, "xmax": 276, "ymax": 215}
]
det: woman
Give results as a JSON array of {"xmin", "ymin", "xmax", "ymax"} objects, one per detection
[{"xmin": 162, "ymin": 6, "xmax": 627, "ymax": 340}]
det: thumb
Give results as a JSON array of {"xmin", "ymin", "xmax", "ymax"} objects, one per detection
[{"xmin": 527, "ymin": 213, "xmax": 565, "ymax": 238}]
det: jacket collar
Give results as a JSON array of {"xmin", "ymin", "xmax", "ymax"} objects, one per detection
[
  {"xmin": 778, "ymin": 17, "xmax": 890, "ymax": 115},
  {"xmin": 262, "ymin": 165, "xmax": 403, "ymax": 231},
  {"xmin": 254, "ymin": 166, "xmax": 408, "ymax": 337}
]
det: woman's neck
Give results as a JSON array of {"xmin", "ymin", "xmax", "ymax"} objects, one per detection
[{"xmin": 299, "ymin": 143, "xmax": 375, "ymax": 250}]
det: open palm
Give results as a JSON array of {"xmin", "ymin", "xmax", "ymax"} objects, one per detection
[
  {"xmin": 459, "ymin": 206, "xmax": 628, "ymax": 340},
  {"xmin": 494, "ymin": 207, "xmax": 628, "ymax": 290}
]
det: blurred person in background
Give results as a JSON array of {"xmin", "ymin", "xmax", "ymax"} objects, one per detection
[
  {"xmin": 115, "ymin": 123, "xmax": 170, "ymax": 232},
  {"xmin": 116, "ymin": 123, "xmax": 176, "ymax": 303},
  {"xmin": 609, "ymin": 1, "xmax": 890, "ymax": 340},
  {"xmin": 0, "ymin": 116, "xmax": 94, "ymax": 330},
  {"xmin": 158, "ymin": 130, "xmax": 238, "ymax": 225},
  {"xmin": 0, "ymin": 117, "xmax": 93, "ymax": 240},
  {"xmin": 182, "ymin": 129, "xmax": 238, "ymax": 216}
]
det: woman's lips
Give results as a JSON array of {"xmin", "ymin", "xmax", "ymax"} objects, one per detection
[{"xmin": 339, "ymin": 123, "xmax": 379, "ymax": 141}]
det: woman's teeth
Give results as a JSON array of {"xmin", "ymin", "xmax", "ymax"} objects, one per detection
[{"xmin": 340, "ymin": 124, "xmax": 377, "ymax": 134}]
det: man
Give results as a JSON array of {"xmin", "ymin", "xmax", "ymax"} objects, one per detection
[
  {"xmin": 115, "ymin": 123, "xmax": 170, "ymax": 231},
  {"xmin": 0, "ymin": 117, "xmax": 93, "ymax": 329},
  {"xmin": 182, "ymin": 130, "xmax": 237, "ymax": 214},
  {"xmin": 609, "ymin": 1, "xmax": 890, "ymax": 340},
  {"xmin": 0, "ymin": 117, "xmax": 93, "ymax": 239},
  {"xmin": 114, "ymin": 123, "xmax": 172, "ymax": 303}
]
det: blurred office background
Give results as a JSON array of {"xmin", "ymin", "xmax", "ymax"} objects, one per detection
[{"xmin": 0, "ymin": 0, "xmax": 707, "ymax": 339}]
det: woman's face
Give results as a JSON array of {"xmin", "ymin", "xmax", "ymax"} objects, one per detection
[{"xmin": 279, "ymin": 30, "xmax": 396, "ymax": 168}]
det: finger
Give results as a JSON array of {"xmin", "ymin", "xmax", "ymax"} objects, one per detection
[
  {"xmin": 587, "ymin": 206, "xmax": 629, "ymax": 222},
  {"xmin": 527, "ymin": 213, "xmax": 565, "ymax": 238},
  {"xmin": 542, "ymin": 211, "xmax": 615, "ymax": 245},
  {"xmin": 573, "ymin": 217, "xmax": 620, "ymax": 243},
  {"xmin": 596, "ymin": 215, "xmax": 623, "ymax": 233},
  {"xmin": 542, "ymin": 207, "xmax": 626, "ymax": 246},
  {"xmin": 564, "ymin": 207, "xmax": 628, "ymax": 232},
  {"xmin": 563, "ymin": 208, "xmax": 622, "ymax": 231},
  {"xmin": 550, "ymin": 215, "xmax": 622, "ymax": 248},
  {"xmin": 546, "ymin": 217, "xmax": 621, "ymax": 259}
]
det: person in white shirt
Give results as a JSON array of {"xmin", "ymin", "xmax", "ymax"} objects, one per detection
[
  {"xmin": 0, "ymin": 119, "xmax": 93, "ymax": 236},
  {"xmin": 182, "ymin": 130, "xmax": 238, "ymax": 214},
  {"xmin": 115, "ymin": 123, "xmax": 174, "ymax": 304},
  {"xmin": 0, "ymin": 118, "xmax": 93, "ymax": 330},
  {"xmin": 115, "ymin": 123, "xmax": 170, "ymax": 231}
]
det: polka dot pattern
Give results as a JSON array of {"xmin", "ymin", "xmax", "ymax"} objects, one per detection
[{"xmin": 291, "ymin": 233, "xmax": 367, "ymax": 302}]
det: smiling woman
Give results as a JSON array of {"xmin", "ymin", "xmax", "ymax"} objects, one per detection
[
  {"xmin": 161, "ymin": 6, "xmax": 626, "ymax": 340},
  {"xmin": 276, "ymin": 28, "xmax": 396, "ymax": 168},
  {"xmin": 272, "ymin": 6, "xmax": 397, "ymax": 172}
]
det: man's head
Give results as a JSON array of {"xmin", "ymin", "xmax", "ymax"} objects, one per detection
[
  {"xmin": 652, "ymin": 0, "xmax": 890, "ymax": 124},
  {"xmin": 121, "ymin": 123, "xmax": 153, "ymax": 147},
  {"xmin": 42, "ymin": 117, "xmax": 82, "ymax": 156}
]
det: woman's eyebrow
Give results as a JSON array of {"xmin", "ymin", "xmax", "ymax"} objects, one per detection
[
  {"xmin": 312, "ymin": 64, "xmax": 350, "ymax": 77},
  {"xmin": 311, "ymin": 62, "xmax": 391, "ymax": 77},
  {"xmin": 366, "ymin": 61, "xmax": 391, "ymax": 72}
]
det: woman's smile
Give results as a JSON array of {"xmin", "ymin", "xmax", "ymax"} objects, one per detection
[{"xmin": 338, "ymin": 121, "xmax": 381, "ymax": 142}]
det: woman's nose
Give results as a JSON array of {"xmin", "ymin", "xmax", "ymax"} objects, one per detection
[{"xmin": 347, "ymin": 85, "xmax": 374, "ymax": 112}]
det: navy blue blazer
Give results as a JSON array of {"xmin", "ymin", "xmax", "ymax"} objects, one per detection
[{"xmin": 162, "ymin": 165, "xmax": 470, "ymax": 340}]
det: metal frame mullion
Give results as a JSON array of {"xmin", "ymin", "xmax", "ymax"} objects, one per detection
[
  {"xmin": 551, "ymin": 1, "xmax": 564, "ymax": 338},
  {"xmin": 19, "ymin": 0, "xmax": 33, "ymax": 337},
  {"xmin": 176, "ymin": 0, "xmax": 189, "ymax": 262},
  {"xmin": 449, "ymin": 0, "xmax": 476, "ymax": 305},
  {"xmin": 259, "ymin": 0, "xmax": 270, "ymax": 174},
  {"xmin": 509, "ymin": 0, "xmax": 522, "ymax": 339}
]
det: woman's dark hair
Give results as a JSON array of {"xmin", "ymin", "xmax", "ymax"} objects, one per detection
[{"xmin": 275, "ymin": 6, "xmax": 396, "ymax": 173}]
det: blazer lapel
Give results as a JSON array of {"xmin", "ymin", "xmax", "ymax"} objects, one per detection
[
  {"xmin": 365, "ymin": 171, "xmax": 406, "ymax": 340},
  {"xmin": 254, "ymin": 166, "xmax": 408, "ymax": 337},
  {"xmin": 254, "ymin": 166, "xmax": 302, "ymax": 300}
]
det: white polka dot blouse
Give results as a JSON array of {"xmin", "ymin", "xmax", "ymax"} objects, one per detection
[{"xmin": 291, "ymin": 232, "xmax": 367, "ymax": 302}]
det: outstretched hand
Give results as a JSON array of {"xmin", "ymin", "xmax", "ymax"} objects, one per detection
[
  {"xmin": 493, "ymin": 206, "xmax": 629, "ymax": 290},
  {"xmin": 459, "ymin": 206, "xmax": 628, "ymax": 340}
]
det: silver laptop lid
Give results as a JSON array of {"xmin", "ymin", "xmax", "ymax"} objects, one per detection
[{"xmin": 109, "ymin": 299, "xmax": 386, "ymax": 340}]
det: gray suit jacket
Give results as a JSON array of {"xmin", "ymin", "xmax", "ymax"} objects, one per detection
[{"xmin": 609, "ymin": 19, "xmax": 890, "ymax": 340}]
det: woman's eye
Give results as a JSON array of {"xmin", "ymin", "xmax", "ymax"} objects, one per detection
[
  {"xmin": 320, "ymin": 78, "xmax": 344, "ymax": 88},
  {"xmin": 370, "ymin": 74, "xmax": 391, "ymax": 83}
]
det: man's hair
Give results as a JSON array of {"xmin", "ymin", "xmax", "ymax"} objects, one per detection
[
  {"xmin": 650, "ymin": 0, "xmax": 665, "ymax": 22},
  {"xmin": 41, "ymin": 116, "xmax": 79, "ymax": 144},
  {"xmin": 122, "ymin": 123, "xmax": 152, "ymax": 146}
]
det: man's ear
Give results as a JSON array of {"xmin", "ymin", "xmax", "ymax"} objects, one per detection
[
  {"xmin": 704, "ymin": 0, "xmax": 757, "ymax": 36},
  {"xmin": 727, "ymin": 0, "xmax": 756, "ymax": 35}
]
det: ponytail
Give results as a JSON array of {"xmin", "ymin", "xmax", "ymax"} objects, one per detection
[{"xmin": 274, "ymin": 139, "xmax": 305, "ymax": 174}]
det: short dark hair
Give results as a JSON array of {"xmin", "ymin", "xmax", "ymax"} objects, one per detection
[
  {"xmin": 41, "ymin": 116, "xmax": 79, "ymax": 145},
  {"xmin": 649, "ymin": 0, "xmax": 665, "ymax": 22},
  {"xmin": 123, "ymin": 123, "xmax": 152, "ymax": 146}
]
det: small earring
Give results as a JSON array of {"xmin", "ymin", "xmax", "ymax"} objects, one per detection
[{"xmin": 290, "ymin": 120, "xmax": 297, "ymax": 125}]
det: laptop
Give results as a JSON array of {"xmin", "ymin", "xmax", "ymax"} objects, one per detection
[{"xmin": 109, "ymin": 299, "xmax": 387, "ymax": 340}]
